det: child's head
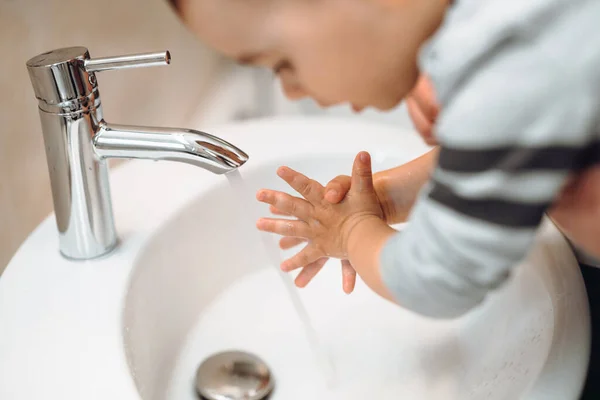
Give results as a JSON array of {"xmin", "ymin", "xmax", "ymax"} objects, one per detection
[{"xmin": 170, "ymin": 0, "xmax": 445, "ymax": 111}]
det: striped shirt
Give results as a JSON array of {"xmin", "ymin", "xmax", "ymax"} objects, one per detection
[{"xmin": 380, "ymin": 0, "xmax": 600, "ymax": 318}]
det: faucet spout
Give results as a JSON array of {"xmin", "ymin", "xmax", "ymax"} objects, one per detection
[
  {"xmin": 26, "ymin": 46, "xmax": 250, "ymax": 259},
  {"xmin": 94, "ymin": 122, "xmax": 248, "ymax": 174}
]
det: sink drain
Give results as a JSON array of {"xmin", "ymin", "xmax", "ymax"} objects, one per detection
[{"xmin": 195, "ymin": 350, "xmax": 274, "ymax": 400}]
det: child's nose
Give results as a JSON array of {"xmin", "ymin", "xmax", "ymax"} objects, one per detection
[{"xmin": 280, "ymin": 79, "xmax": 333, "ymax": 107}]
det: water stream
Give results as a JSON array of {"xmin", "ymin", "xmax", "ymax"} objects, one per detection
[{"xmin": 226, "ymin": 170, "xmax": 337, "ymax": 386}]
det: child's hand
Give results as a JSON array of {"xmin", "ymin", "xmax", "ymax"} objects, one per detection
[
  {"xmin": 269, "ymin": 227, "xmax": 357, "ymax": 294},
  {"xmin": 406, "ymin": 74, "xmax": 439, "ymax": 146},
  {"xmin": 269, "ymin": 167, "xmax": 394, "ymax": 293},
  {"xmin": 323, "ymin": 175, "xmax": 393, "ymax": 222},
  {"xmin": 256, "ymin": 152, "xmax": 384, "ymax": 290}
]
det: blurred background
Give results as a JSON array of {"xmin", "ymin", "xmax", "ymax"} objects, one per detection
[{"xmin": 0, "ymin": 0, "xmax": 413, "ymax": 274}]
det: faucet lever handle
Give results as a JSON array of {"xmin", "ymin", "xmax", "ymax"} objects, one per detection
[{"xmin": 84, "ymin": 51, "xmax": 171, "ymax": 73}]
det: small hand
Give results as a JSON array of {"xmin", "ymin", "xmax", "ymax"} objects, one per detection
[
  {"xmin": 269, "ymin": 168, "xmax": 391, "ymax": 294},
  {"xmin": 406, "ymin": 74, "xmax": 439, "ymax": 146},
  {"xmin": 313, "ymin": 172, "xmax": 395, "ymax": 293},
  {"xmin": 324, "ymin": 174, "xmax": 393, "ymax": 223},
  {"xmin": 256, "ymin": 152, "xmax": 384, "ymax": 290},
  {"xmin": 266, "ymin": 208, "xmax": 358, "ymax": 294}
]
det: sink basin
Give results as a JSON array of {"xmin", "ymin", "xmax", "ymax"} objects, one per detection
[{"xmin": 0, "ymin": 117, "xmax": 591, "ymax": 400}]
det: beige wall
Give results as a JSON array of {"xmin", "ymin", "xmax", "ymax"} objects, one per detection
[{"xmin": 0, "ymin": 0, "xmax": 226, "ymax": 272}]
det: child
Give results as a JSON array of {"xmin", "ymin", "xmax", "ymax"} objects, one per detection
[
  {"xmin": 169, "ymin": 0, "xmax": 600, "ymax": 318},
  {"xmin": 406, "ymin": 74, "xmax": 600, "ymax": 267}
]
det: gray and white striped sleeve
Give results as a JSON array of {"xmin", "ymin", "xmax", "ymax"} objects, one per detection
[{"xmin": 379, "ymin": 25, "xmax": 600, "ymax": 318}]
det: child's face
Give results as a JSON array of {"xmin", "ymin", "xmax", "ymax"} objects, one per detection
[{"xmin": 177, "ymin": 0, "xmax": 438, "ymax": 111}]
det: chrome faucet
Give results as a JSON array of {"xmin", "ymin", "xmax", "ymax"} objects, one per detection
[{"xmin": 26, "ymin": 47, "xmax": 248, "ymax": 260}]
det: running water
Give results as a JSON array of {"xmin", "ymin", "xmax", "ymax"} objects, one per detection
[{"xmin": 226, "ymin": 170, "xmax": 337, "ymax": 386}]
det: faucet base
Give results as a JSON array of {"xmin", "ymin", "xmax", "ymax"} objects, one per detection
[{"xmin": 59, "ymin": 238, "xmax": 119, "ymax": 261}]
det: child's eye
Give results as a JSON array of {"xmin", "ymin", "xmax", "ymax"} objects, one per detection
[{"xmin": 273, "ymin": 60, "xmax": 293, "ymax": 75}]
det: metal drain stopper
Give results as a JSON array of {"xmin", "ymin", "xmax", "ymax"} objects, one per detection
[{"xmin": 195, "ymin": 350, "xmax": 274, "ymax": 400}]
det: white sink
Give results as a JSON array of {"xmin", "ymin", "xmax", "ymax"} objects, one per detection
[{"xmin": 0, "ymin": 117, "xmax": 591, "ymax": 400}]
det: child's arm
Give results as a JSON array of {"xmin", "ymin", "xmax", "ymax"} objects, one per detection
[{"xmin": 373, "ymin": 148, "xmax": 438, "ymax": 224}]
